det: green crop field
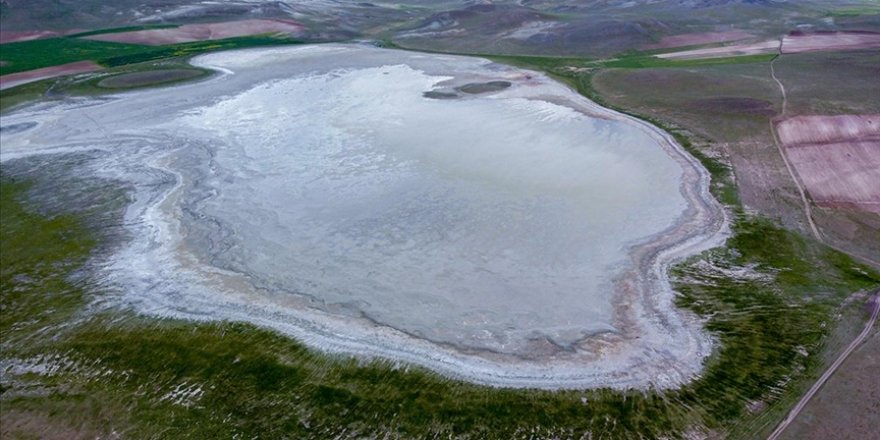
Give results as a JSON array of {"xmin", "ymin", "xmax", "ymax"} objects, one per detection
[{"xmin": 0, "ymin": 38, "xmax": 150, "ymax": 74}]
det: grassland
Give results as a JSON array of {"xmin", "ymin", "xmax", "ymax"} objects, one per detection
[
  {"xmin": 0, "ymin": 34, "xmax": 303, "ymax": 76},
  {"xmin": 66, "ymin": 25, "xmax": 180, "ymax": 38}
]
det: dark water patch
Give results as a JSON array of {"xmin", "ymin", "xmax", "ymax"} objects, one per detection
[{"xmin": 456, "ymin": 80, "xmax": 511, "ymax": 94}]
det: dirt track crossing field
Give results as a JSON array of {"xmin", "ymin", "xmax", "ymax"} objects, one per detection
[
  {"xmin": 769, "ymin": 293, "xmax": 880, "ymax": 440},
  {"xmin": 782, "ymin": 31, "xmax": 880, "ymax": 54}
]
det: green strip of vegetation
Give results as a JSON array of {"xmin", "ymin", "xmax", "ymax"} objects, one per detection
[
  {"xmin": 0, "ymin": 35, "xmax": 303, "ymax": 76},
  {"xmin": 601, "ymin": 53, "xmax": 776, "ymax": 69},
  {"xmin": 66, "ymin": 24, "xmax": 180, "ymax": 38},
  {"xmin": 0, "ymin": 38, "xmax": 151, "ymax": 75},
  {"xmin": 0, "ymin": 57, "xmax": 212, "ymax": 113},
  {"xmin": 827, "ymin": 5, "xmax": 880, "ymax": 17}
]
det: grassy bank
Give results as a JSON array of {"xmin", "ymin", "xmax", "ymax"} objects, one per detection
[{"xmin": 0, "ymin": 35, "xmax": 303, "ymax": 76}]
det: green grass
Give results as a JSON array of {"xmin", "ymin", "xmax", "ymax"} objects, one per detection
[
  {"xmin": 0, "ymin": 35, "xmax": 303, "ymax": 76},
  {"xmin": 601, "ymin": 54, "xmax": 776, "ymax": 69},
  {"xmin": 0, "ymin": 57, "xmax": 212, "ymax": 113},
  {"xmin": 0, "ymin": 38, "xmax": 151, "ymax": 75},
  {"xmin": 66, "ymin": 25, "xmax": 180, "ymax": 38},
  {"xmin": 479, "ymin": 52, "xmax": 773, "ymax": 72},
  {"xmin": 0, "ymin": 179, "xmax": 95, "ymax": 340}
]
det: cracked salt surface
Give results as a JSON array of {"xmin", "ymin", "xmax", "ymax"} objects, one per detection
[{"xmin": 0, "ymin": 44, "xmax": 727, "ymax": 389}]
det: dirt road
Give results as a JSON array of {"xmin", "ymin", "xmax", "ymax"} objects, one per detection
[
  {"xmin": 768, "ymin": 38, "xmax": 824, "ymax": 243},
  {"xmin": 767, "ymin": 292, "xmax": 880, "ymax": 440}
]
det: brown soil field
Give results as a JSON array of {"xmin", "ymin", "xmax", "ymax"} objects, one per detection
[
  {"xmin": 642, "ymin": 30, "xmax": 752, "ymax": 50},
  {"xmin": 84, "ymin": 19, "xmax": 305, "ymax": 46},
  {"xmin": 97, "ymin": 69, "xmax": 204, "ymax": 89},
  {"xmin": 776, "ymin": 115, "xmax": 880, "ymax": 146},
  {"xmin": 0, "ymin": 30, "xmax": 61, "ymax": 44},
  {"xmin": 655, "ymin": 40, "xmax": 779, "ymax": 60},
  {"xmin": 0, "ymin": 61, "xmax": 102, "ymax": 91},
  {"xmin": 777, "ymin": 115, "xmax": 880, "ymax": 213},
  {"xmin": 782, "ymin": 31, "xmax": 880, "ymax": 54}
]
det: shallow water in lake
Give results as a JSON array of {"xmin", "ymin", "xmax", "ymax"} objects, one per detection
[{"xmin": 0, "ymin": 45, "xmax": 723, "ymax": 388}]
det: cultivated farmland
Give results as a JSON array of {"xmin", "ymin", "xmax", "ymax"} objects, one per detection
[
  {"xmin": 83, "ymin": 19, "xmax": 305, "ymax": 45},
  {"xmin": 777, "ymin": 115, "xmax": 880, "ymax": 213}
]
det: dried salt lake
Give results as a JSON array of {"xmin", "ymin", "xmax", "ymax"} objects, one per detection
[{"xmin": 0, "ymin": 44, "xmax": 726, "ymax": 389}]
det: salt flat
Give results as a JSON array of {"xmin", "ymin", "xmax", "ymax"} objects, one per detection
[{"xmin": 0, "ymin": 44, "xmax": 726, "ymax": 389}]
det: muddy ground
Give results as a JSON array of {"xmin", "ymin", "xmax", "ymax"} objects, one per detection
[{"xmin": 0, "ymin": 61, "xmax": 102, "ymax": 90}]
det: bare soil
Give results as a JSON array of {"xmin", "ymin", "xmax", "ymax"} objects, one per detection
[
  {"xmin": 0, "ymin": 30, "xmax": 61, "ymax": 43},
  {"xmin": 642, "ymin": 30, "xmax": 753, "ymax": 50},
  {"xmin": 83, "ymin": 19, "xmax": 305, "ymax": 45},
  {"xmin": 97, "ymin": 69, "xmax": 204, "ymax": 88},
  {"xmin": 655, "ymin": 40, "xmax": 779, "ymax": 60},
  {"xmin": 0, "ymin": 61, "xmax": 102, "ymax": 90},
  {"xmin": 776, "ymin": 115, "xmax": 880, "ymax": 214},
  {"xmin": 0, "ymin": 408, "xmax": 120, "ymax": 440},
  {"xmin": 775, "ymin": 114, "xmax": 880, "ymax": 147}
]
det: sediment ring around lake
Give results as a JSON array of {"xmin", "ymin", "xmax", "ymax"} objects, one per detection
[{"xmin": 0, "ymin": 44, "xmax": 728, "ymax": 389}]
